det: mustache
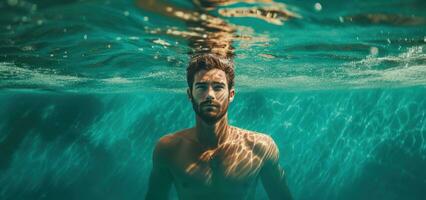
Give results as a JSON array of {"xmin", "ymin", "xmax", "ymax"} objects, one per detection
[{"xmin": 200, "ymin": 101, "xmax": 220, "ymax": 107}]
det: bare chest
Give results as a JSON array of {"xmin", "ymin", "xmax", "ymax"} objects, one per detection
[{"xmin": 169, "ymin": 142, "xmax": 264, "ymax": 191}]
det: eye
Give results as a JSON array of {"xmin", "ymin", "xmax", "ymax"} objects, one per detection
[
  {"xmin": 196, "ymin": 85, "xmax": 207, "ymax": 90},
  {"xmin": 214, "ymin": 85, "xmax": 224, "ymax": 91}
]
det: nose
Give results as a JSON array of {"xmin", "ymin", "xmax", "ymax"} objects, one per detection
[{"xmin": 205, "ymin": 86, "xmax": 215, "ymax": 101}]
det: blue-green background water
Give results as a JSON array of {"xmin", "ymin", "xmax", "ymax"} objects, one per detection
[{"xmin": 1, "ymin": 0, "xmax": 426, "ymax": 199}]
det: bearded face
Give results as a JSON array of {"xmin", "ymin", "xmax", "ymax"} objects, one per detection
[
  {"xmin": 191, "ymin": 93, "xmax": 229, "ymax": 124},
  {"xmin": 188, "ymin": 69, "xmax": 234, "ymax": 124}
]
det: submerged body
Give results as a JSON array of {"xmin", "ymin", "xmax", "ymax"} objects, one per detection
[
  {"xmin": 145, "ymin": 54, "xmax": 292, "ymax": 200},
  {"xmin": 152, "ymin": 126, "xmax": 287, "ymax": 200}
]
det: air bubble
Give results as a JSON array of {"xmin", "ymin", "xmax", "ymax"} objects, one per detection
[
  {"xmin": 314, "ymin": 3, "xmax": 322, "ymax": 11},
  {"xmin": 83, "ymin": 34, "xmax": 88, "ymax": 40},
  {"xmin": 123, "ymin": 11, "xmax": 129, "ymax": 16},
  {"xmin": 370, "ymin": 47, "xmax": 379, "ymax": 56}
]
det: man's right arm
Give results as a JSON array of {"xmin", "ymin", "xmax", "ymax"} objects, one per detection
[
  {"xmin": 145, "ymin": 138, "xmax": 174, "ymax": 200},
  {"xmin": 259, "ymin": 135, "xmax": 293, "ymax": 200}
]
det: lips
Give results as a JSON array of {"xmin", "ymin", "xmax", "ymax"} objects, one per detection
[
  {"xmin": 203, "ymin": 105, "xmax": 217, "ymax": 109},
  {"xmin": 201, "ymin": 102, "xmax": 219, "ymax": 109}
]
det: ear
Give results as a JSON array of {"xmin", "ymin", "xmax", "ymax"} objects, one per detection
[
  {"xmin": 187, "ymin": 88, "xmax": 192, "ymax": 101},
  {"xmin": 229, "ymin": 88, "xmax": 235, "ymax": 102}
]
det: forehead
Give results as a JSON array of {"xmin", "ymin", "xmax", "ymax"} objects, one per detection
[{"xmin": 194, "ymin": 69, "xmax": 227, "ymax": 83}]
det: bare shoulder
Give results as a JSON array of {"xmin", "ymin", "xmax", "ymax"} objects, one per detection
[
  {"xmin": 154, "ymin": 128, "xmax": 193, "ymax": 160},
  {"xmin": 230, "ymin": 126, "xmax": 277, "ymax": 146},
  {"xmin": 231, "ymin": 126, "xmax": 279, "ymax": 160}
]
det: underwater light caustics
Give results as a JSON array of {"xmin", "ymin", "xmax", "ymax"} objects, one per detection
[
  {"xmin": 138, "ymin": 0, "xmax": 299, "ymax": 57},
  {"xmin": 218, "ymin": 6, "xmax": 300, "ymax": 26},
  {"xmin": 185, "ymin": 127, "xmax": 280, "ymax": 185}
]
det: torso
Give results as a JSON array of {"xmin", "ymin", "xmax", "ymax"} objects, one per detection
[{"xmin": 161, "ymin": 126, "xmax": 275, "ymax": 200}]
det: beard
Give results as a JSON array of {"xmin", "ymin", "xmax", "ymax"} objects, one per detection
[{"xmin": 191, "ymin": 98, "xmax": 229, "ymax": 125}]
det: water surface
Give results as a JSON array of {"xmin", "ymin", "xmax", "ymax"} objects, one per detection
[{"xmin": 0, "ymin": 0, "xmax": 425, "ymax": 199}]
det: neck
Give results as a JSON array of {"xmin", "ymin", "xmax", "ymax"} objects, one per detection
[{"xmin": 195, "ymin": 114, "xmax": 230, "ymax": 148}]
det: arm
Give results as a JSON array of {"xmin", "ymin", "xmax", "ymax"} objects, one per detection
[
  {"xmin": 259, "ymin": 138, "xmax": 293, "ymax": 200},
  {"xmin": 145, "ymin": 140, "xmax": 174, "ymax": 200}
]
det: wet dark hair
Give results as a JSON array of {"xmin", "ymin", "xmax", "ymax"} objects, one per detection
[{"xmin": 186, "ymin": 54, "xmax": 235, "ymax": 90}]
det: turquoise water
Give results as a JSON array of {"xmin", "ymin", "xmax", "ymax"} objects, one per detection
[{"xmin": 1, "ymin": 0, "xmax": 426, "ymax": 199}]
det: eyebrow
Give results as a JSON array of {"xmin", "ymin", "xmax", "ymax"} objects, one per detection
[{"xmin": 195, "ymin": 81, "xmax": 226, "ymax": 86}]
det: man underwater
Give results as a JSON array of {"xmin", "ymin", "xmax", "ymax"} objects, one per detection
[{"xmin": 145, "ymin": 54, "xmax": 293, "ymax": 200}]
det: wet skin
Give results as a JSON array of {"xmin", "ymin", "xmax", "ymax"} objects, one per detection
[{"xmin": 145, "ymin": 69, "xmax": 292, "ymax": 200}]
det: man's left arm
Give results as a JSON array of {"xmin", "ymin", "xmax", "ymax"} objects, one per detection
[{"xmin": 259, "ymin": 137, "xmax": 293, "ymax": 200}]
